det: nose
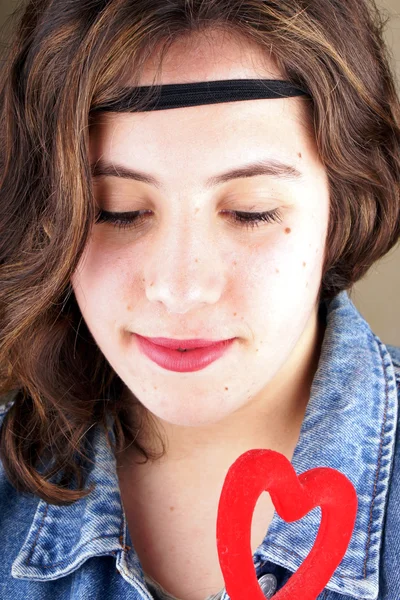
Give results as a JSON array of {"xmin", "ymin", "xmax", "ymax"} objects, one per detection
[{"xmin": 143, "ymin": 213, "xmax": 226, "ymax": 315}]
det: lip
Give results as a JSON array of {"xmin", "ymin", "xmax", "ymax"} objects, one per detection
[
  {"xmin": 134, "ymin": 334, "xmax": 236, "ymax": 372},
  {"xmin": 140, "ymin": 336, "xmax": 231, "ymax": 350}
]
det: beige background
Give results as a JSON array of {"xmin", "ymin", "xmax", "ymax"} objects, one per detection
[{"xmin": 0, "ymin": 0, "xmax": 399, "ymax": 345}]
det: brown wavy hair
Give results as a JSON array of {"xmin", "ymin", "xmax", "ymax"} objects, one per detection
[{"xmin": 0, "ymin": 0, "xmax": 399, "ymax": 506}]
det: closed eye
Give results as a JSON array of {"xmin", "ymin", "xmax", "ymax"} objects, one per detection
[{"xmin": 94, "ymin": 208, "xmax": 284, "ymax": 231}]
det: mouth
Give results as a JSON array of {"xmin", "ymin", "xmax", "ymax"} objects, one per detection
[
  {"xmin": 137, "ymin": 336, "xmax": 235, "ymax": 351},
  {"xmin": 133, "ymin": 334, "xmax": 237, "ymax": 373}
]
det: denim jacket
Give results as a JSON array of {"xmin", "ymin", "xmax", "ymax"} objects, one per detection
[{"xmin": 0, "ymin": 289, "xmax": 400, "ymax": 600}]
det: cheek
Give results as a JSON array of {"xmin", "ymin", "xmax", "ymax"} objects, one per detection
[
  {"xmin": 70, "ymin": 240, "xmax": 130, "ymax": 320},
  {"xmin": 234, "ymin": 223, "xmax": 326, "ymax": 308},
  {"xmin": 231, "ymin": 226, "xmax": 325, "ymax": 355},
  {"xmin": 252, "ymin": 224, "xmax": 325, "ymax": 275}
]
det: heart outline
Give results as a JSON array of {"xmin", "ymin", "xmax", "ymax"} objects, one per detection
[{"xmin": 216, "ymin": 449, "xmax": 358, "ymax": 599}]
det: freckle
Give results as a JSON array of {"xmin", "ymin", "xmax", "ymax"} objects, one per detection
[
  {"xmin": 285, "ymin": 227, "xmax": 291, "ymax": 234},
  {"xmin": 150, "ymin": 281, "xmax": 154, "ymax": 287},
  {"xmin": 298, "ymin": 152, "xmax": 302, "ymax": 158},
  {"xmin": 276, "ymin": 268, "xmax": 280, "ymax": 274},
  {"xmin": 233, "ymin": 260, "xmax": 237, "ymax": 266},
  {"xmin": 170, "ymin": 506, "xmax": 175, "ymax": 512},
  {"xmin": 225, "ymin": 386, "xmax": 229, "ymax": 391},
  {"xmin": 127, "ymin": 305, "xmax": 132, "ymax": 311},
  {"xmin": 233, "ymin": 312, "xmax": 237, "ymax": 316},
  {"xmin": 195, "ymin": 258, "xmax": 198, "ymax": 263},
  {"xmin": 153, "ymin": 386, "xmax": 158, "ymax": 390},
  {"xmin": 303, "ymin": 262, "xmax": 306, "ymax": 267}
]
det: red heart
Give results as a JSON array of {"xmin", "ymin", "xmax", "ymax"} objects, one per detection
[{"xmin": 216, "ymin": 449, "xmax": 358, "ymax": 599}]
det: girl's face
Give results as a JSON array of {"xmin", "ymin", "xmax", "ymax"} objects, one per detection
[{"xmin": 71, "ymin": 31, "xmax": 330, "ymax": 434}]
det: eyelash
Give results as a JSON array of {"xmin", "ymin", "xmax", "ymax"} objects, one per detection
[{"xmin": 94, "ymin": 208, "xmax": 283, "ymax": 231}]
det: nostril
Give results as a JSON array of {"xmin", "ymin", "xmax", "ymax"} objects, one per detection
[{"xmin": 258, "ymin": 573, "xmax": 278, "ymax": 598}]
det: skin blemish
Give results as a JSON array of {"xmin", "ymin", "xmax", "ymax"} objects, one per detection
[
  {"xmin": 233, "ymin": 312, "xmax": 237, "ymax": 316},
  {"xmin": 298, "ymin": 152, "xmax": 302, "ymax": 158},
  {"xmin": 303, "ymin": 262, "xmax": 307, "ymax": 267},
  {"xmin": 225, "ymin": 386, "xmax": 229, "ymax": 391},
  {"xmin": 285, "ymin": 227, "xmax": 291, "ymax": 234},
  {"xmin": 170, "ymin": 506, "xmax": 175, "ymax": 512}
]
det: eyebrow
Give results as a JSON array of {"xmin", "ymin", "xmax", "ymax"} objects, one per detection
[{"xmin": 91, "ymin": 157, "xmax": 303, "ymax": 190}]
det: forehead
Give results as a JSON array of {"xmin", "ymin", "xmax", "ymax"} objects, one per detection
[
  {"xmin": 89, "ymin": 29, "xmax": 316, "ymax": 184},
  {"xmin": 89, "ymin": 96, "xmax": 314, "ymax": 168},
  {"xmin": 88, "ymin": 106, "xmax": 320, "ymax": 203}
]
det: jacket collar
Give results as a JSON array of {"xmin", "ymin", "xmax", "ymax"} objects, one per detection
[
  {"xmin": 255, "ymin": 290, "xmax": 399, "ymax": 599},
  {"xmin": 11, "ymin": 291, "xmax": 399, "ymax": 599},
  {"xmin": 10, "ymin": 408, "xmax": 154, "ymax": 595}
]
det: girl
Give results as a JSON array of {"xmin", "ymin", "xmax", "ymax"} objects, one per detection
[{"xmin": 0, "ymin": 1, "xmax": 399, "ymax": 599}]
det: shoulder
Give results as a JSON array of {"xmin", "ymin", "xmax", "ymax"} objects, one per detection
[
  {"xmin": 385, "ymin": 343, "xmax": 400, "ymax": 400},
  {"xmin": 0, "ymin": 395, "xmax": 43, "ymax": 589},
  {"xmin": 0, "ymin": 394, "xmax": 15, "ymax": 448},
  {"xmin": 379, "ymin": 343, "xmax": 400, "ymax": 598},
  {"xmin": 0, "ymin": 393, "xmax": 17, "ymax": 486},
  {"xmin": 0, "ymin": 392, "xmax": 31, "ymax": 504},
  {"xmin": 0, "ymin": 391, "xmax": 17, "ymax": 423},
  {"xmin": 386, "ymin": 344, "xmax": 400, "ymax": 369}
]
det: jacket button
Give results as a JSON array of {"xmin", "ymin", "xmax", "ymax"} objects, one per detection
[{"xmin": 258, "ymin": 573, "xmax": 278, "ymax": 598}]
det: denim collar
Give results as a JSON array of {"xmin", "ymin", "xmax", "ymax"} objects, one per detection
[{"xmin": 11, "ymin": 291, "xmax": 399, "ymax": 599}]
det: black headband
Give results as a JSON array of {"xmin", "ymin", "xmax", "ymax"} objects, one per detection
[{"xmin": 90, "ymin": 79, "xmax": 311, "ymax": 113}]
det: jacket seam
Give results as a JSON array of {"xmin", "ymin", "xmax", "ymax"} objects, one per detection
[
  {"xmin": 26, "ymin": 504, "xmax": 49, "ymax": 565},
  {"xmin": 26, "ymin": 532, "xmax": 120, "ymax": 568},
  {"xmin": 264, "ymin": 540, "xmax": 365, "ymax": 582},
  {"xmin": 362, "ymin": 337, "xmax": 391, "ymax": 579}
]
